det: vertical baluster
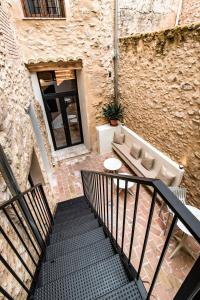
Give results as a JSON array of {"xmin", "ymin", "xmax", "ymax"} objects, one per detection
[
  {"xmin": 111, "ymin": 177, "xmax": 113, "ymax": 237},
  {"xmin": 0, "ymin": 226, "xmax": 34, "ymax": 278},
  {"xmin": 39, "ymin": 185, "xmax": 54, "ymax": 225},
  {"xmin": 94, "ymin": 174, "xmax": 98, "ymax": 215},
  {"xmin": 106, "ymin": 176, "xmax": 109, "ymax": 229},
  {"xmin": 102, "ymin": 175, "xmax": 106, "ymax": 223},
  {"xmin": 97, "ymin": 174, "xmax": 101, "ymax": 218},
  {"xmin": 12, "ymin": 203, "xmax": 40, "ymax": 257},
  {"xmin": 26, "ymin": 192, "xmax": 46, "ymax": 238},
  {"xmin": 1, "ymin": 255, "xmax": 29, "ymax": 294},
  {"xmin": 2, "ymin": 208, "xmax": 38, "ymax": 265},
  {"xmin": 116, "ymin": 178, "xmax": 119, "ymax": 245},
  {"xmin": 98, "ymin": 174, "xmax": 103, "ymax": 220},
  {"xmin": 121, "ymin": 180, "xmax": 128, "ymax": 253},
  {"xmin": 21, "ymin": 195, "xmax": 46, "ymax": 250},
  {"xmin": 31, "ymin": 189, "xmax": 48, "ymax": 235},
  {"xmin": 35, "ymin": 187, "xmax": 50, "ymax": 232},
  {"xmin": 128, "ymin": 183, "xmax": 140, "ymax": 263},
  {"xmin": 0, "ymin": 286, "xmax": 14, "ymax": 300},
  {"xmin": 137, "ymin": 189, "xmax": 157, "ymax": 280},
  {"xmin": 147, "ymin": 215, "xmax": 177, "ymax": 299}
]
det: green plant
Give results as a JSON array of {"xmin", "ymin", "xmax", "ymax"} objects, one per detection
[{"xmin": 102, "ymin": 102, "xmax": 124, "ymax": 121}]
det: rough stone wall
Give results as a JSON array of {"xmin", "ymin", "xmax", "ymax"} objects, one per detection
[
  {"xmin": 0, "ymin": 2, "xmax": 54, "ymax": 298},
  {"xmin": 11, "ymin": 0, "xmax": 114, "ymax": 150},
  {"xmin": 119, "ymin": 0, "xmax": 180, "ymax": 36},
  {"xmin": 179, "ymin": 0, "xmax": 200, "ymax": 25},
  {"xmin": 119, "ymin": 24, "xmax": 200, "ymax": 206}
]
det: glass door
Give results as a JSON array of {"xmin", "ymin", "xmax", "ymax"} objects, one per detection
[{"xmin": 38, "ymin": 70, "xmax": 84, "ymax": 150}]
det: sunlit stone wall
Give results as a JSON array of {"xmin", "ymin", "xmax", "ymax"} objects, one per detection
[{"xmin": 119, "ymin": 24, "xmax": 200, "ymax": 206}]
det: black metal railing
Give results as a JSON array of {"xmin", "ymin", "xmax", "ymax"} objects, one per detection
[
  {"xmin": 21, "ymin": 0, "xmax": 65, "ymax": 18},
  {"xmin": 0, "ymin": 184, "xmax": 53, "ymax": 299},
  {"xmin": 81, "ymin": 170, "xmax": 200, "ymax": 300}
]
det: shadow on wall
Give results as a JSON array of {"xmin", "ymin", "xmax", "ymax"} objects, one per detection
[{"xmin": 28, "ymin": 149, "xmax": 45, "ymax": 186}]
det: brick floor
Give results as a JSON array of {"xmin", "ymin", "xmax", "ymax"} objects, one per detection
[{"xmin": 52, "ymin": 151, "xmax": 199, "ymax": 300}]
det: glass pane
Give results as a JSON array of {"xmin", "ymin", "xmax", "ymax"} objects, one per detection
[
  {"xmin": 55, "ymin": 70, "xmax": 77, "ymax": 93},
  {"xmin": 38, "ymin": 71, "xmax": 56, "ymax": 95},
  {"xmin": 46, "ymin": 97, "xmax": 67, "ymax": 148},
  {"xmin": 65, "ymin": 96, "xmax": 82, "ymax": 145},
  {"xmin": 38, "ymin": 70, "xmax": 77, "ymax": 95}
]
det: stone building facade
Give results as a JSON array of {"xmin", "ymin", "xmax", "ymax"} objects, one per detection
[
  {"xmin": 119, "ymin": 0, "xmax": 180, "ymax": 36},
  {"xmin": 119, "ymin": 24, "xmax": 200, "ymax": 206},
  {"xmin": 179, "ymin": 0, "xmax": 200, "ymax": 25},
  {"xmin": 0, "ymin": 0, "xmax": 200, "ymax": 298}
]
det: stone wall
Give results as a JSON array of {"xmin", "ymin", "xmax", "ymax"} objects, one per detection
[
  {"xmin": 119, "ymin": 0, "xmax": 180, "ymax": 36},
  {"xmin": 11, "ymin": 0, "xmax": 115, "ymax": 151},
  {"xmin": 179, "ymin": 0, "xmax": 200, "ymax": 25},
  {"xmin": 119, "ymin": 24, "xmax": 200, "ymax": 206},
  {"xmin": 0, "ymin": 2, "xmax": 55, "ymax": 298}
]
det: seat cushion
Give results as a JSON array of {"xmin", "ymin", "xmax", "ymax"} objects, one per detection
[
  {"xmin": 130, "ymin": 143, "xmax": 141, "ymax": 159},
  {"xmin": 141, "ymin": 152, "xmax": 155, "ymax": 171},
  {"xmin": 156, "ymin": 166, "xmax": 176, "ymax": 186},
  {"xmin": 113, "ymin": 132, "xmax": 125, "ymax": 145}
]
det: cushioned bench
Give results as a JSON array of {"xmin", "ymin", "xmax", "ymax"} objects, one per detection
[{"xmin": 112, "ymin": 126, "xmax": 184, "ymax": 187}]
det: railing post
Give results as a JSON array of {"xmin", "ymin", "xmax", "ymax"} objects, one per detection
[
  {"xmin": 174, "ymin": 256, "xmax": 200, "ymax": 300},
  {"xmin": 39, "ymin": 185, "xmax": 54, "ymax": 225}
]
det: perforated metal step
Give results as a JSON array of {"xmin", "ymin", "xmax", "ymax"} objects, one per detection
[
  {"xmin": 55, "ymin": 202, "xmax": 90, "ymax": 217},
  {"xmin": 45, "ymin": 227, "xmax": 105, "ymax": 261},
  {"xmin": 56, "ymin": 196, "xmax": 87, "ymax": 210},
  {"xmin": 34, "ymin": 255, "xmax": 129, "ymax": 300},
  {"xmin": 54, "ymin": 208, "xmax": 92, "ymax": 224},
  {"xmin": 97, "ymin": 281, "xmax": 143, "ymax": 299},
  {"xmin": 52, "ymin": 213, "xmax": 95, "ymax": 234},
  {"xmin": 39, "ymin": 238, "xmax": 115, "ymax": 286},
  {"xmin": 50, "ymin": 219, "xmax": 99, "ymax": 244}
]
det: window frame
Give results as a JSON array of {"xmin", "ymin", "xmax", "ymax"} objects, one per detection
[{"xmin": 20, "ymin": 0, "xmax": 66, "ymax": 18}]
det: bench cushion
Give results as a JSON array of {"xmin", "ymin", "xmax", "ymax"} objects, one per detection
[
  {"xmin": 156, "ymin": 166, "xmax": 176, "ymax": 186},
  {"xmin": 112, "ymin": 142, "xmax": 157, "ymax": 178},
  {"xmin": 113, "ymin": 132, "xmax": 125, "ymax": 145},
  {"xmin": 130, "ymin": 143, "xmax": 141, "ymax": 159},
  {"xmin": 141, "ymin": 152, "xmax": 155, "ymax": 171}
]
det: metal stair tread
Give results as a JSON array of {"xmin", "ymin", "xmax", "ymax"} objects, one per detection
[
  {"xmin": 34, "ymin": 255, "xmax": 129, "ymax": 300},
  {"xmin": 56, "ymin": 196, "xmax": 87, "ymax": 210},
  {"xmin": 38, "ymin": 238, "xmax": 115, "ymax": 287},
  {"xmin": 55, "ymin": 203, "xmax": 90, "ymax": 218},
  {"xmin": 52, "ymin": 213, "xmax": 95, "ymax": 233},
  {"xmin": 54, "ymin": 208, "xmax": 92, "ymax": 224},
  {"xmin": 97, "ymin": 281, "xmax": 143, "ymax": 300},
  {"xmin": 45, "ymin": 227, "xmax": 105, "ymax": 261},
  {"xmin": 50, "ymin": 219, "xmax": 99, "ymax": 244}
]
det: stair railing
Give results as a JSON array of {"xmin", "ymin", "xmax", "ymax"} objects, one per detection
[
  {"xmin": 81, "ymin": 170, "xmax": 200, "ymax": 300},
  {"xmin": 0, "ymin": 183, "xmax": 53, "ymax": 299}
]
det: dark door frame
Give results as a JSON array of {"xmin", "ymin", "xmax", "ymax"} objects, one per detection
[{"xmin": 37, "ymin": 72, "xmax": 84, "ymax": 151}]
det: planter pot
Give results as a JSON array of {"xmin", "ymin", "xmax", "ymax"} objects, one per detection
[{"xmin": 110, "ymin": 119, "xmax": 118, "ymax": 126}]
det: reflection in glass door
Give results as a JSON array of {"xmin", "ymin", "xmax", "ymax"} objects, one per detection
[
  {"xmin": 45, "ymin": 97, "xmax": 68, "ymax": 149},
  {"xmin": 38, "ymin": 70, "xmax": 83, "ymax": 150}
]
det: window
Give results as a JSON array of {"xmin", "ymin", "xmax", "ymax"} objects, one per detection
[{"xmin": 21, "ymin": 0, "xmax": 65, "ymax": 18}]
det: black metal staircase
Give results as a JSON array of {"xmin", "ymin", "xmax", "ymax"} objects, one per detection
[{"xmin": 1, "ymin": 171, "xmax": 200, "ymax": 300}]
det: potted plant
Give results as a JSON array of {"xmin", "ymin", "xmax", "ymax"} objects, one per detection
[{"xmin": 102, "ymin": 102, "xmax": 124, "ymax": 126}]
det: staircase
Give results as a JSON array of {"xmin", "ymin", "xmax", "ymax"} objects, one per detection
[
  {"xmin": 1, "ymin": 172, "xmax": 200, "ymax": 300},
  {"xmin": 32, "ymin": 196, "xmax": 143, "ymax": 300}
]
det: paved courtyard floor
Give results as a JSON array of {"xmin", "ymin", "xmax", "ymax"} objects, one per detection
[{"xmin": 52, "ymin": 151, "xmax": 199, "ymax": 300}]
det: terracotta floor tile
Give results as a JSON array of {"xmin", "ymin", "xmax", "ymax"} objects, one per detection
[{"xmin": 51, "ymin": 151, "xmax": 199, "ymax": 300}]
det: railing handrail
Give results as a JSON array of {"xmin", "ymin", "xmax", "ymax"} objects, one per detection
[
  {"xmin": 81, "ymin": 169, "xmax": 156, "ymax": 184},
  {"xmin": 0, "ymin": 183, "xmax": 42, "ymax": 210},
  {"xmin": 81, "ymin": 169, "xmax": 200, "ymax": 300},
  {"xmin": 81, "ymin": 170, "xmax": 200, "ymax": 243}
]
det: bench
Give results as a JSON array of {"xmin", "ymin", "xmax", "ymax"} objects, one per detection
[{"xmin": 112, "ymin": 126, "xmax": 184, "ymax": 187}]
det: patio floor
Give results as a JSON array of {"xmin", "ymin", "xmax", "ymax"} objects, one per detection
[{"xmin": 52, "ymin": 151, "xmax": 199, "ymax": 300}]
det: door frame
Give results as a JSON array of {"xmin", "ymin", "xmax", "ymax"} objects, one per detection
[
  {"xmin": 43, "ymin": 91, "xmax": 84, "ymax": 150},
  {"xmin": 37, "ymin": 71, "xmax": 84, "ymax": 151}
]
